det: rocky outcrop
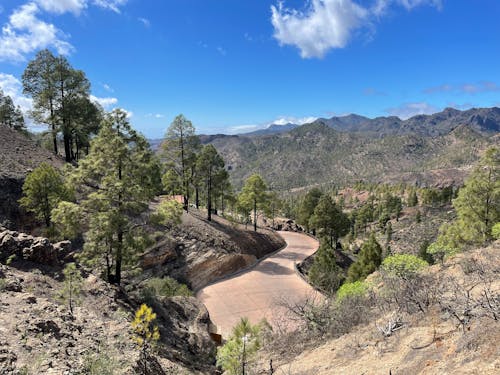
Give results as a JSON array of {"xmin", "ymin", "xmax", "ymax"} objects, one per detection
[
  {"xmin": 141, "ymin": 209, "xmax": 286, "ymax": 291},
  {"xmin": 0, "ymin": 264, "xmax": 214, "ymax": 374},
  {"xmin": 152, "ymin": 296, "xmax": 217, "ymax": 372},
  {"xmin": 0, "ymin": 229, "xmax": 71, "ymax": 266},
  {"xmin": 270, "ymin": 218, "xmax": 303, "ymax": 232}
]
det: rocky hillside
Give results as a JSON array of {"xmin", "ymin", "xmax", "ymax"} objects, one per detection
[
  {"xmin": 319, "ymin": 107, "xmax": 500, "ymax": 136},
  {"xmin": 257, "ymin": 242, "xmax": 500, "ymax": 374},
  {"xmin": 0, "ymin": 228, "xmax": 217, "ymax": 374},
  {"xmin": 0, "ymin": 126, "xmax": 63, "ymax": 229},
  {"xmin": 239, "ymin": 107, "xmax": 500, "ymax": 138},
  {"xmin": 208, "ymin": 120, "xmax": 497, "ymax": 190},
  {"xmin": 141, "ymin": 206, "xmax": 286, "ymax": 290}
]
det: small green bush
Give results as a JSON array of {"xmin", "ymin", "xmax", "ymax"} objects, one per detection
[
  {"xmin": 336, "ymin": 281, "xmax": 368, "ymax": 303},
  {"xmin": 0, "ymin": 278, "xmax": 7, "ymax": 292},
  {"xmin": 381, "ymin": 254, "xmax": 428, "ymax": 277},
  {"xmin": 140, "ymin": 277, "xmax": 192, "ymax": 304},
  {"xmin": 6, "ymin": 254, "xmax": 16, "ymax": 265},
  {"xmin": 492, "ymin": 223, "xmax": 500, "ymax": 240}
]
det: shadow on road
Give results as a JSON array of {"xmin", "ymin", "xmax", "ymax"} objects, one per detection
[{"xmin": 255, "ymin": 260, "xmax": 294, "ymax": 276}]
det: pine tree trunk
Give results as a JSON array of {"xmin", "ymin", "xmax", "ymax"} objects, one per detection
[
  {"xmin": 49, "ymin": 98, "xmax": 58, "ymax": 155},
  {"xmin": 254, "ymin": 198, "xmax": 257, "ymax": 232},
  {"xmin": 207, "ymin": 168, "xmax": 212, "ymax": 221},
  {"xmin": 64, "ymin": 132, "xmax": 71, "ymax": 163}
]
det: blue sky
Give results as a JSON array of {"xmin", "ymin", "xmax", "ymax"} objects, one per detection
[{"xmin": 0, "ymin": 0, "xmax": 499, "ymax": 137}]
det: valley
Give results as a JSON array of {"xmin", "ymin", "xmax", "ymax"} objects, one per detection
[{"xmin": 0, "ymin": 5, "xmax": 499, "ymax": 372}]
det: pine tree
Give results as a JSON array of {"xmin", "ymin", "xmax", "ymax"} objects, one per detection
[
  {"xmin": 264, "ymin": 191, "xmax": 283, "ymax": 228},
  {"xmin": 161, "ymin": 115, "xmax": 200, "ymax": 211},
  {"xmin": 161, "ymin": 166, "xmax": 182, "ymax": 197},
  {"xmin": 309, "ymin": 195, "xmax": 350, "ymax": 248},
  {"xmin": 407, "ymin": 188, "xmax": 418, "ymax": 207},
  {"xmin": 19, "ymin": 162, "xmax": 68, "ymax": 227},
  {"xmin": 296, "ymin": 188, "xmax": 322, "ymax": 232},
  {"xmin": 58, "ymin": 262, "xmax": 83, "ymax": 316},
  {"xmin": 23, "ymin": 49, "xmax": 59, "ymax": 154},
  {"xmin": 238, "ymin": 174, "xmax": 270, "ymax": 231},
  {"xmin": 451, "ymin": 147, "xmax": 499, "ymax": 243},
  {"xmin": 23, "ymin": 49, "xmax": 100, "ymax": 161},
  {"xmin": 61, "ymin": 110, "xmax": 162, "ymax": 284},
  {"xmin": 308, "ymin": 242, "xmax": 343, "ymax": 294},
  {"xmin": 216, "ymin": 317, "xmax": 261, "ymax": 375},
  {"xmin": 196, "ymin": 144, "xmax": 226, "ymax": 221},
  {"xmin": 0, "ymin": 90, "xmax": 25, "ymax": 131},
  {"xmin": 131, "ymin": 304, "xmax": 160, "ymax": 375},
  {"xmin": 347, "ymin": 232, "xmax": 383, "ymax": 282}
]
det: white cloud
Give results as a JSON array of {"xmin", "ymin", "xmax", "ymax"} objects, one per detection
[
  {"xmin": 145, "ymin": 113, "xmax": 165, "ymax": 119},
  {"xmin": 0, "ymin": 1, "xmax": 128, "ymax": 63},
  {"xmin": 0, "ymin": 3, "xmax": 74, "ymax": 62},
  {"xmin": 102, "ymin": 83, "xmax": 114, "ymax": 92},
  {"xmin": 270, "ymin": 116, "xmax": 317, "ymax": 126},
  {"xmin": 446, "ymin": 102, "xmax": 474, "ymax": 111},
  {"xmin": 271, "ymin": 0, "xmax": 368, "ymax": 58},
  {"xmin": 35, "ymin": 0, "xmax": 87, "ymax": 15},
  {"xmin": 229, "ymin": 124, "xmax": 259, "ymax": 133},
  {"xmin": 228, "ymin": 115, "xmax": 318, "ymax": 134},
  {"xmin": 386, "ymin": 102, "xmax": 438, "ymax": 119},
  {"xmin": 138, "ymin": 17, "xmax": 150, "ymax": 28},
  {"xmin": 363, "ymin": 87, "xmax": 386, "ymax": 96},
  {"xmin": 0, "ymin": 73, "xmax": 33, "ymax": 112},
  {"xmin": 425, "ymin": 81, "xmax": 500, "ymax": 95},
  {"xmin": 92, "ymin": 0, "xmax": 127, "ymax": 14},
  {"xmin": 216, "ymin": 46, "xmax": 227, "ymax": 56},
  {"xmin": 271, "ymin": 0, "xmax": 442, "ymax": 59},
  {"xmin": 122, "ymin": 109, "xmax": 133, "ymax": 118},
  {"xmin": 373, "ymin": 0, "xmax": 441, "ymax": 16},
  {"xmin": 90, "ymin": 94, "xmax": 118, "ymax": 109}
]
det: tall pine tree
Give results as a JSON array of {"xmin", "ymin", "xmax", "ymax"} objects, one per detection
[{"xmin": 62, "ymin": 110, "xmax": 161, "ymax": 284}]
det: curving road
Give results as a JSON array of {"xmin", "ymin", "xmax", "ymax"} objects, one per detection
[{"xmin": 196, "ymin": 231, "xmax": 321, "ymax": 338}]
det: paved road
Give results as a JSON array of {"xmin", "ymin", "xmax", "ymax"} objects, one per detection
[{"xmin": 196, "ymin": 231, "xmax": 321, "ymax": 338}]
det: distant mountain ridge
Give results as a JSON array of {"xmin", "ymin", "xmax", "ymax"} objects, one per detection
[
  {"xmin": 149, "ymin": 107, "xmax": 500, "ymax": 149},
  {"xmin": 204, "ymin": 107, "xmax": 499, "ymax": 190},
  {"xmin": 244, "ymin": 107, "xmax": 500, "ymax": 138},
  {"xmin": 242, "ymin": 123, "xmax": 299, "ymax": 136},
  {"xmin": 149, "ymin": 107, "xmax": 499, "ymax": 190}
]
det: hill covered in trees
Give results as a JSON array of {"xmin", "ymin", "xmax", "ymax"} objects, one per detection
[{"xmin": 207, "ymin": 114, "xmax": 498, "ymax": 190}]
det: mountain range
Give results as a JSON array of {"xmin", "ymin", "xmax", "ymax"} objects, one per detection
[
  {"xmin": 201, "ymin": 107, "xmax": 500, "ymax": 190},
  {"xmin": 240, "ymin": 107, "xmax": 500, "ymax": 137}
]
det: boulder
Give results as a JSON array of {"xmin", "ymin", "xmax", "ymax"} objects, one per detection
[
  {"xmin": 152, "ymin": 296, "xmax": 216, "ymax": 372},
  {"xmin": 0, "ymin": 229, "xmax": 70, "ymax": 266}
]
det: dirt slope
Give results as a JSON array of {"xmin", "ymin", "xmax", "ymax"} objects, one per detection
[
  {"xmin": 259, "ymin": 243, "xmax": 500, "ymax": 375},
  {"xmin": 0, "ymin": 126, "xmax": 63, "ymax": 229}
]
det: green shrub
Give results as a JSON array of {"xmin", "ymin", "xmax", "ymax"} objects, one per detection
[
  {"xmin": 381, "ymin": 254, "xmax": 428, "ymax": 278},
  {"xmin": 6, "ymin": 254, "xmax": 16, "ymax": 265},
  {"xmin": 140, "ymin": 277, "xmax": 192, "ymax": 304},
  {"xmin": 336, "ymin": 281, "xmax": 368, "ymax": 303},
  {"xmin": 0, "ymin": 278, "xmax": 6, "ymax": 292},
  {"xmin": 418, "ymin": 240, "xmax": 434, "ymax": 264},
  {"xmin": 346, "ymin": 233, "xmax": 383, "ymax": 282},
  {"xmin": 217, "ymin": 317, "xmax": 261, "ymax": 375},
  {"xmin": 492, "ymin": 223, "xmax": 500, "ymax": 240},
  {"xmin": 308, "ymin": 243, "xmax": 344, "ymax": 294}
]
